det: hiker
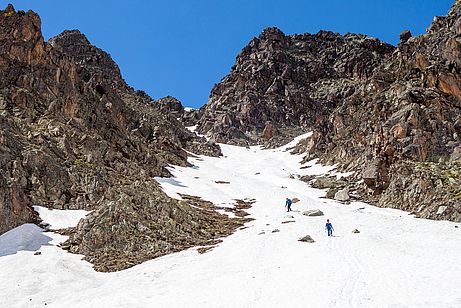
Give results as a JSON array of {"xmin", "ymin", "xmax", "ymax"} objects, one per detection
[
  {"xmin": 285, "ymin": 198, "xmax": 292, "ymax": 212},
  {"xmin": 325, "ymin": 219, "xmax": 334, "ymax": 236}
]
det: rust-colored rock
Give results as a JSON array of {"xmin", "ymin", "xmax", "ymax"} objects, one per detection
[{"xmin": 262, "ymin": 122, "xmax": 277, "ymax": 141}]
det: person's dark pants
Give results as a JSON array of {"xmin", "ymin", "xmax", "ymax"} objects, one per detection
[
  {"xmin": 327, "ymin": 228, "xmax": 332, "ymax": 236},
  {"xmin": 287, "ymin": 205, "xmax": 291, "ymax": 212}
]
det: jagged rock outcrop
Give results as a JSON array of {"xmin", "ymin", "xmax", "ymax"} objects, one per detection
[
  {"xmin": 156, "ymin": 95, "xmax": 185, "ymax": 116},
  {"xmin": 63, "ymin": 188, "xmax": 250, "ymax": 272},
  {"xmin": 0, "ymin": 4, "xmax": 230, "ymax": 270},
  {"xmin": 194, "ymin": 27, "xmax": 394, "ymax": 146}
]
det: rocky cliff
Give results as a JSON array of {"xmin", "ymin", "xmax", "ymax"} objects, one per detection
[
  {"xmin": 0, "ymin": 4, "xmax": 247, "ymax": 271},
  {"xmin": 304, "ymin": 1, "xmax": 461, "ymax": 221},
  {"xmin": 195, "ymin": 27, "xmax": 394, "ymax": 146},
  {"xmin": 195, "ymin": 2, "xmax": 461, "ymax": 221}
]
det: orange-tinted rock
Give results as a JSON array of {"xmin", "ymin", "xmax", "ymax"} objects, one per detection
[
  {"xmin": 262, "ymin": 122, "xmax": 277, "ymax": 141},
  {"xmin": 415, "ymin": 53, "xmax": 428, "ymax": 70},
  {"xmin": 438, "ymin": 73, "xmax": 461, "ymax": 104}
]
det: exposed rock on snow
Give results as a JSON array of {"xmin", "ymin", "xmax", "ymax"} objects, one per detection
[
  {"xmin": 298, "ymin": 235, "xmax": 315, "ymax": 243},
  {"xmin": 334, "ymin": 187, "xmax": 350, "ymax": 202},
  {"xmin": 312, "ymin": 176, "xmax": 342, "ymax": 189},
  {"xmin": 352, "ymin": 229, "xmax": 361, "ymax": 234},
  {"xmin": 326, "ymin": 187, "xmax": 338, "ymax": 199},
  {"xmin": 303, "ymin": 209, "xmax": 324, "ymax": 216},
  {"xmin": 63, "ymin": 192, "xmax": 253, "ymax": 272},
  {"xmin": 437, "ymin": 206, "xmax": 448, "ymax": 215}
]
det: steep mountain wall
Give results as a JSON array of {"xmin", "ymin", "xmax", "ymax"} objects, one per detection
[
  {"xmin": 195, "ymin": 27, "xmax": 394, "ymax": 146},
  {"xmin": 0, "ymin": 5, "xmax": 241, "ymax": 271},
  {"xmin": 304, "ymin": 1, "xmax": 461, "ymax": 221}
]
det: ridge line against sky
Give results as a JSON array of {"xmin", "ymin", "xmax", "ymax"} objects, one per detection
[{"xmin": 9, "ymin": 0, "xmax": 454, "ymax": 108}]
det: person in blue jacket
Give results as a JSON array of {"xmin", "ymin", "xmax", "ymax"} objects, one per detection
[
  {"xmin": 285, "ymin": 198, "xmax": 292, "ymax": 212},
  {"xmin": 325, "ymin": 219, "xmax": 334, "ymax": 236}
]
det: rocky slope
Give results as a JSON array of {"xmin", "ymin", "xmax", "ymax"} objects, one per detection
[
  {"xmin": 194, "ymin": 27, "xmax": 394, "ymax": 146},
  {"xmin": 195, "ymin": 2, "xmax": 461, "ymax": 221},
  {"xmin": 0, "ymin": 4, "xmax": 248, "ymax": 271},
  {"xmin": 304, "ymin": 0, "xmax": 461, "ymax": 221}
]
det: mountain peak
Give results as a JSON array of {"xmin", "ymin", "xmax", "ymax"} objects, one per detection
[
  {"xmin": 259, "ymin": 27, "xmax": 286, "ymax": 39},
  {"xmin": 0, "ymin": 4, "xmax": 44, "ymax": 65},
  {"xmin": 48, "ymin": 29, "xmax": 91, "ymax": 48},
  {"xmin": 3, "ymin": 3, "xmax": 14, "ymax": 15}
]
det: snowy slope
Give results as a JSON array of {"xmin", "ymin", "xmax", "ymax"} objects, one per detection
[
  {"xmin": 32, "ymin": 206, "xmax": 91, "ymax": 230},
  {"xmin": 0, "ymin": 224, "xmax": 52, "ymax": 257},
  {"xmin": 1, "ymin": 133, "xmax": 461, "ymax": 308}
]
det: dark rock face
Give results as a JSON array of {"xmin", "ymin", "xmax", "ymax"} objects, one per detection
[
  {"xmin": 195, "ymin": 27, "xmax": 394, "ymax": 146},
  {"xmin": 305, "ymin": 1, "xmax": 461, "ymax": 221},
  {"xmin": 0, "ymin": 5, "xmax": 47, "ymax": 233},
  {"xmin": 0, "ymin": 4, "xmax": 226, "ymax": 270},
  {"xmin": 155, "ymin": 96, "xmax": 185, "ymax": 117},
  {"xmin": 399, "ymin": 30, "xmax": 412, "ymax": 44}
]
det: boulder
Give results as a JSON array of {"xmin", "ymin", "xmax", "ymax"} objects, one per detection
[
  {"xmin": 352, "ymin": 229, "xmax": 360, "ymax": 234},
  {"xmin": 451, "ymin": 146, "xmax": 461, "ymax": 161},
  {"xmin": 312, "ymin": 176, "xmax": 337, "ymax": 189},
  {"xmin": 399, "ymin": 30, "xmax": 412, "ymax": 43},
  {"xmin": 326, "ymin": 187, "xmax": 338, "ymax": 199},
  {"xmin": 436, "ymin": 206, "xmax": 447, "ymax": 215},
  {"xmin": 302, "ymin": 209, "xmax": 324, "ymax": 216},
  {"xmin": 363, "ymin": 164, "xmax": 378, "ymax": 187},
  {"xmin": 334, "ymin": 187, "xmax": 350, "ymax": 202},
  {"xmin": 298, "ymin": 235, "xmax": 315, "ymax": 243}
]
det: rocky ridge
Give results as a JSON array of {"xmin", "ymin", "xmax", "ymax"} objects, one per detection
[{"xmin": 194, "ymin": 27, "xmax": 394, "ymax": 146}]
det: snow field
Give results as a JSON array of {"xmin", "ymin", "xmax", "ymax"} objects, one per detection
[{"xmin": 1, "ymin": 133, "xmax": 460, "ymax": 307}]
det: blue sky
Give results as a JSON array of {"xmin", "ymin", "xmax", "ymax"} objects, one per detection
[{"xmin": 8, "ymin": 0, "xmax": 454, "ymax": 108}]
